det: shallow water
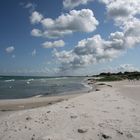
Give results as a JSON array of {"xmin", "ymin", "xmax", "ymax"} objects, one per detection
[{"xmin": 0, "ymin": 76, "xmax": 89, "ymax": 99}]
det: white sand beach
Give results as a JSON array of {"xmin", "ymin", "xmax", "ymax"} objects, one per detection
[{"xmin": 0, "ymin": 80, "xmax": 140, "ymax": 140}]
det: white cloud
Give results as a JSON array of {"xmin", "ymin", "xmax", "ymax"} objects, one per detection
[
  {"xmin": 25, "ymin": 3, "xmax": 34, "ymax": 9},
  {"xmin": 103, "ymin": 64, "xmax": 140, "ymax": 73},
  {"xmin": 63, "ymin": 0, "xmax": 94, "ymax": 9},
  {"xmin": 30, "ymin": 9, "xmax": 99, "ymax": 38},
  {"xmin": 32, "ymin": 49, "xmax": 36, "ymax": 56},
  {"xmin": 100, "ymin": 1, "xmax": 140, "ymax": 31},
  {"xmin": 53, "ymin": 26, "xmax": 140, "ymax": 71},
  {"xmin": 118, "ymin": 64, "xmax": 139, "ymax": 72},
  {"xmin": 20, "ymin": 2, "xmax": 37, "ymax": 13},
  {"xmin": 102, "ymin": 0, "xmax": 140, "ymax": 19},
  {"xmin": 53, "ymin": 32, "xmax": 127, "ymax": 70},
  {"xmin": 97, "ymin": 0, "xmax": 140, "ymax": 57},
  {"xmin": 123, "ymin": 18, "xmax": 140, "ymax": 48},
  {"xmin": 30, "ymin": 11, "xmax": 43, "ymax": 24},
  {"xmin": 5, "ymin": 46, "xmax": 15, "ymax": 53},
  {"xmin": 21, "ymin": 2, "xmax": 36, "ymax": 10},
  {"xmin": 31, "ymin": 29, "xmax": 43, "ymax": 37},
  {"xmin": 100, "ymin": 0, "xmax": 140, "ymax": 49},
  {"xmin": 42, "ymin": 40, "xmax": 65, "ymax": 48},
  {"xmin": 28, "ymin": 0, "xmax": 140, "ymax": 73}
]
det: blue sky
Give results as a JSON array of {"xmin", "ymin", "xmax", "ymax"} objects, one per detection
[{"xmin": 0, "ymin": 0, "xmax": 140, "ymax": 76}]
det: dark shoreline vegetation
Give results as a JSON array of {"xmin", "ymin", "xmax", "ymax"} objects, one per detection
[{"xmin": 93, "ymin": 71, "xmax": 140, "ymax": 82}]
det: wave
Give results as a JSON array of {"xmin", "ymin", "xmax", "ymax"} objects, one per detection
[
  {"xmin": 4, "ymin": 79, "xmax": 15, "ymax": 82},
  {"xmin": 82, "ymin": 82, "xmax": 93, "ymax": 90},
  {"xmin": 53, "ymin": 77, "xmax": 68, "ymax": 80},
  {"xmin": 32, "ymin": 94, "xmax": 43, "ymax": 98},
  {"xmin": 27, "ymin": 79, "xmax": 34, "ymax": 82},
  {"xmin": 9, "ymin": 86, "xmax": 13, "ymax": 89},
  {"xmin": 26, "ymin": 81, "xmax": 30, "ymax": 84},
  {"xmin": 26, "ymin": 79, "xmax": 34, "ymax": 84}
]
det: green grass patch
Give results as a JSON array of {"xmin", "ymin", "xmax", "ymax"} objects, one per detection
[{"xmin": 97, "ymin": 76, "xmax": 123, "ymax": 81}]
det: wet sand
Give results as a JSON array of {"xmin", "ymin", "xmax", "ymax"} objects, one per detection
[{"xmin": 0, "ymin": 93, "xmax": 84, "ymax": 111}]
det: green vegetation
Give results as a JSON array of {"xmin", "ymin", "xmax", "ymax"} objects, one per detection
[{"xmin": 93, "ymin": 71, "xmax": 140, "ymax": 82}]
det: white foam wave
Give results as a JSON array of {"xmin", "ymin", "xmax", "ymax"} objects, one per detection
[
  {"xmin": 32, "ymin": 94, "xmax": 43, "ymax": 98},
  {"xmin": 53, "ymin": 77, "xmax": 68, "ymax": 80},
  {"xmin": 26, "ymin": 81, "xmax": 30, "ymax": 84},
  {"xmin": 26, "ymin": 79, "xmax": 34, "ymax": 84},
  {"xmin": 27, "ymin": 79, "xmax": 34, "ymax": 82},
  {"xmin": 5, "ymin": 79, "xmax": 15, "ymax": 82}
]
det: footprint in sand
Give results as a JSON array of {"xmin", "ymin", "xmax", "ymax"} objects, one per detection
[
  {"xmin": 70, "ymin": 115, "xmax": 77, "ymax": 119},
  {"xmin": 116, "ymin": 106, "xmax": 122, "ymax": 110},
  {"xmin": 102, "ymin": 110, "xmax": 109, "ymax": 113},
  {"xmin": 98, "ymin": 133, "xmax": 112, "ymax": 139},
  {"xmin": 116, "ymin": 130, "xmax": 123, "ymax": 135},
  {"xmin": 65, "ymin": 105, "xmax": 75, "ymax": 109},
  {"xmin": 25, "ymin": 116, "xmax": 32, "ymax": 121},
  {"xmin": 47, "ymin": 111, "xmax": 51, "ymax": 113},
  {"xmin": 31, "ymin": 134, "xmax": 35, "ymax": 140},
  {"xmin": 125, "ymin": 131, "xmax": 133, "ymax": 138},
  {"xmin": 77, "ymin": 128, "xmax": 88, "ymax": 133}
]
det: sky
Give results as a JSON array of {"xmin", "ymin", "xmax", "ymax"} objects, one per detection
[{"xmin": 0, "ymin": 0, "xmax": 140, "ymax": 76}]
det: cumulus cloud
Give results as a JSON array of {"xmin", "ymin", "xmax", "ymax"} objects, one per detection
[
  {"xmin": 100, "ymin": 0, "xmax": 140, "ymax": 49},
  {"xmin": 42, "ymin": 40, "xmax": 65, "ymax": 48},
  {"xmin": 53, "ymin": 32, "xmax": 128, "ymax": 70},
  {"xmin": 99, "ymin": 0, "xmax": 140, "ymax": 30},
  {"xmin": 100, "ymin": 0, "xmax": 140, "ymax": 19},
  {"xmin": 53, "ymin": 28, "xmax": 139, "ymax": 71},
  {"xmin": 52, "ymin": 0, "xmax": 140, "ymax": 72},
  {"xmin": 30, "ymin": 11, "xmax": 43, "ymax": 24},
  {"xmin": 63, "ymin": 0, "xmax": 94, "ymax": 9},
  {"xmin": 5, "ymin": 46, "xmax": 15, "ymax": 53},
  {"xmin": 28, "ymin": 0, "xmax": 140, "ymax": 73},
  {"xmin": 30, "ymin": 9, "xmax": 99, "ymax": 38},
  {"xmin": 31, "ymin": 29, "xmax": 43, "ymax": 37}
]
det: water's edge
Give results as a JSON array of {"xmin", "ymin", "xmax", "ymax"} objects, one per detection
[{"xmin": 0, "ymin": 76, "xmax": 93, "ymax": 100}]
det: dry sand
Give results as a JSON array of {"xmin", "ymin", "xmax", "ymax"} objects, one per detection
[{"xmin": 0, "ymin": 80, "xmax": 140, "ymax": 140}]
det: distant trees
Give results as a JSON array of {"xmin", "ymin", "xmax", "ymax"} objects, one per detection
[{"xmin": 93, "ymin": 71, "xmax": 140, "ymax": 81}]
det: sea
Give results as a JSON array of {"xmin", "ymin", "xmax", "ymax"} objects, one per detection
[{"xmin": 0, "ymin": 76, "xmax": 90, "ymax": 99}]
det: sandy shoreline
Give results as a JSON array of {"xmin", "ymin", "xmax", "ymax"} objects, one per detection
[
  {"xmin": 0, "ymin": 80, "xmax": 140, "ymax": 140},
  {"xmin": 0, "ymin": 79, "xmax": 92, "ymax": 111},
  {"xmin": 0, "ymin": 92, "xmax": 86, "ymax": 111}
]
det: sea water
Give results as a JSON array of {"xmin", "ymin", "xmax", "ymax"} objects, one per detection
[{"xmin": 0, "ymin": 76, "xmax": 89, "ymax": 99}]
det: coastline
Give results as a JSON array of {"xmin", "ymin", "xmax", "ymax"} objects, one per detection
[
  {"xmin": 0, "ymin": 78, "xmax": 93, "ymax": 111},
  {"xmin": 0, "ymin": 80, "xmax": 140, "ymax": 140},
  {"xmin": 0, "ymin": 92, "xmax": 86, "ymax": 111}
]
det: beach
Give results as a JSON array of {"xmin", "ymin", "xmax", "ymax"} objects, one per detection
[
  {"xmin": 0, "ymin": 93, "xmax": 84, "ymax": 111},
  {"xmin": 0, "ymin": 80, "xmax": 140, "ymax": 140}
]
